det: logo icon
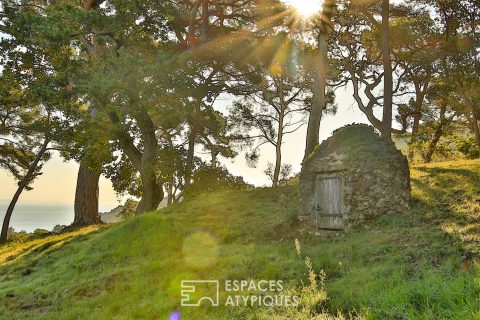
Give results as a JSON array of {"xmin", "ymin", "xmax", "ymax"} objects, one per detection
[{"xmin": 181, "ymin": 280, "xmax": 220, "ymax": 307}]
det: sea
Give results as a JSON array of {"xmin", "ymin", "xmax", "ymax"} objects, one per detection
[{"xmin": 0, "ymin": 201, "xmax": 117, "ymax": 233}]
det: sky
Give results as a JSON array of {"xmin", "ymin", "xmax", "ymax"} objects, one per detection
[{"xmin": 0, "ymin": 84, "xmax": 372, "ymax": 207}]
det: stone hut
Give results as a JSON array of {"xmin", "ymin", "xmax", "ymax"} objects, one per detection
[{"xmin": 299, "ymin": 124, "xmax": 411, "ymax": 231}]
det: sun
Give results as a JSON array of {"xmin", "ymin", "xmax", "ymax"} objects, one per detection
[{"xmin": 282, "ymin": 0, "xmax": 324, "ymax": 18}]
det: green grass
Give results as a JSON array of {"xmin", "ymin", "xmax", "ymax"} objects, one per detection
[{"xmin": 1, "ymin": 160, "xmax": 480, "ymax": 319}]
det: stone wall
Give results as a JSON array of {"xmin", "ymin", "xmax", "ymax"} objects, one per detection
[{"xmin": 299, "ymin": 124, "xmax": 411, "ymax": 229}]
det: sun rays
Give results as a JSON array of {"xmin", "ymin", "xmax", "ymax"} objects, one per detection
[
  {"xmin": 184, "ymin": 0, "xmax": 327, "ymax": 80},
  {"xmin": 281, "ymin": 0, "xmax": 324, "ymax": 19}
]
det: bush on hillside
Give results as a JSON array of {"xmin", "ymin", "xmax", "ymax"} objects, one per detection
[{"xmin": 186, "ymin": 166, "xmax": 251, "ymax": 198}]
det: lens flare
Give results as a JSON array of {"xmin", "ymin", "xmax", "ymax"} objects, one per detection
[
  {"xmin": 182, "ymin": 231, "xmax": 219, "ymax": 268},
  {"xmin": 282, "ymin": 0, "xmax": 324, "ymax": 18},
  {"xmin": 168, "ymin": 311, "xmax": 181, "ymax": 320}
]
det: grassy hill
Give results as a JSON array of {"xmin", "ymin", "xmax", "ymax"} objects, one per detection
[{"xmin": 1, "ymin": 160, "xmax": 480, "ymax": 319}]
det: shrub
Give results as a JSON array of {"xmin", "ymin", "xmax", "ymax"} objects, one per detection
[{"xmin": 456, "ymin": 135, "xmax": 480, "ymax": 159}]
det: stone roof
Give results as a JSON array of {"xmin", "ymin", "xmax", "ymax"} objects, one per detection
[{"xmin": 303, "ymin": 124, "xmax": 406, "ymax": 173}]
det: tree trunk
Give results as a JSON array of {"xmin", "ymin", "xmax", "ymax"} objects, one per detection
[
  {"xmin": 273, "ymin": 142, "xmax": 283, "ymax": 187},
  {"xmin": 184, "ymin": 0, "xmax": 214, "ymax": 186},
  {"xmin": 73, "ymin": 164, "xmax": 101, "ymax": 226},
  {"xmin": 304, "ymin": 0, "xmax": 336, "ymax": 158},
  {"xmin": 135, "ymin": 110, "xmax": 164, "ymax": 214},
  {"xmin": 185, "ymin": 103, "xmax": 201, "ymax": 191},
  {"xmin": 167, "ymin": 178, "xmax": 174, "ymax": 206},
  {"xmin": 211, "ymin": 151, "xmax": 218, "ymax": 170},
  {"xmin": 408, "ymin": 93, "xmax": 424, "ymax": 160},
  {"xmin": 73, "ymin": 0, "xmax": 104, "ymax": 227},
  {"xmin": 273, "ymin": 80, "xmax": 286, "ymax": 187},
  {"xmin": 136, "ymin": 172, "xmax": 164, "ymax": 214},
  {"xmin": 273, "ymin": 124, "xmax": 284, "ymax": 188},
  {"xmin": 471, "ymin": 108, "xmax": 480, "ymax": 153},
  {"xmin": 424, "ymin": 105, "xmax": 447, "ymax": 163},
  {"xmin": 380, "ymin": 0, "xmax": 393, "ymax": 139},
  {"xmin": 1, "ymin": 139, "xmax": 49, "ymax": 244},
  {"xmin": 304, "ymin": 31, "xmax": 328, "ymax": 158},
  {"xmin": 107, "ymin": 108, "xmax": 164, "ymax": 215},
  {"xmin": 200, "ymin": 0, "xmax": 209, "ymax": 44}
]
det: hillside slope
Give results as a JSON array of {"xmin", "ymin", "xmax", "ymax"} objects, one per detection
[{"xmin": 1, "ymin": 160, "xmax": 480, "ymax": 319}]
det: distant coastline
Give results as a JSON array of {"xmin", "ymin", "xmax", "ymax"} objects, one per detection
[{"xmin": 0, "ymin": 201, "xmax": 117, "ymax": 232}]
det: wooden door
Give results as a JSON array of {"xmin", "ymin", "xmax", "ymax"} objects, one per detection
[{"xmin": 315, "ymin": 176, "xmax": 344, "ymax": 230}]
